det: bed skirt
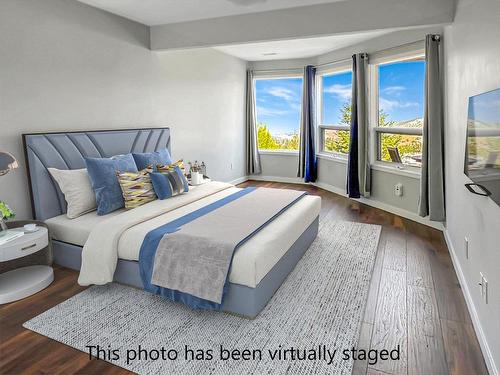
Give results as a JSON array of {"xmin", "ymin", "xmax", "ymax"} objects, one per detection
[{"xmin": 52, "ymin": 216, "xmax": 319, "ymax": 318}]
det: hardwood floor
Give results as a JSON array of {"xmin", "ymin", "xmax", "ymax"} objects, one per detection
[{"xmin": 0, "ymin": 181, "xmax": 488, "ymax": 375}]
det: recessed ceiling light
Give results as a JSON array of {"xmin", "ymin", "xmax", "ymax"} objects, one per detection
[{"xmin": 262, "ymin": 52, "xmax": 278, "ymax": 56}]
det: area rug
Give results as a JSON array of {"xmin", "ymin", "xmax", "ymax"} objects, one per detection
[{"xmin": 24, "ymin": 220, "xmax": 381, "ymax": 375}]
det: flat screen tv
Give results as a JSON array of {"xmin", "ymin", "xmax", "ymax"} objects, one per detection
[{"xmin": 464, "ymin": 88, "xmax": 500, "ymax": 205}]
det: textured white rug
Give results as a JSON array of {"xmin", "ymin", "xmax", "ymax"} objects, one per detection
[{"xmin": 24, "ymin": 220, "xmax": 381, "ymax": 375}]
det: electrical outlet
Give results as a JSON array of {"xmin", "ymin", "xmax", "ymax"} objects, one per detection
[
  {"xmin": 464, "ymin": 237, "xmax": 469, "ymax": 259},
  {"xmin": 394, "ymin": 183, "xmax": 403, "ymax": 197},
  {"xmin": 230, "ymin": 162, "xmax": 233, "ymax": 170}
]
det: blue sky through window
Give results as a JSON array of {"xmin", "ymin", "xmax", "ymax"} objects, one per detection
[
  {"xmin": 322, "ymin": 71, "xmax": 352, "ymax": 125},
  {"xmin": 255, "ymin": 77, "xmax": 303, "ymax": 135},
  {"xmin": 378, "ymin": 60, "xmax": 425, "ymax": 123},
  {"xmin": 255, "ymin": 61, "xmax": 425, "ymax": 134}
]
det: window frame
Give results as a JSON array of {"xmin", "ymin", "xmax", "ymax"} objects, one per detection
[
  {"xmin": 253, "ymin": 70, "xmax": 303, "ymax": 154},
  {"xmin": 369, "ymin": 46, "xmax": 425, "ymax": 171},
  {"xmin": 315, "ymin": 61, "xmax": 353, "ymax": 158}
]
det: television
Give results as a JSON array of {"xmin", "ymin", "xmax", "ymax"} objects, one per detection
[{"xmin": 464, "ymin": 88, "xmax": 500, "ymax": 205}]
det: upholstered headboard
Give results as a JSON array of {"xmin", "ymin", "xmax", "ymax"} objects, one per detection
[{"xmin": 23, "ymin": 128, "xmax": 171, "ymax": 220}]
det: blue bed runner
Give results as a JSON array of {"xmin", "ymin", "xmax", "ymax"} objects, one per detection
[{"xmin": 139, "ymin": 187, "xmax": 306, "ymax": 310}]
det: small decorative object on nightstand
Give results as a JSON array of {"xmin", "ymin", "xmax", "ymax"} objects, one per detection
[
  {"xmin": 187, "ymin": 160, "xmax": 209, "ymax": 185},
  {"xmin": 0, "ymin": 224, "xmax": 54, "ymax": 304}
]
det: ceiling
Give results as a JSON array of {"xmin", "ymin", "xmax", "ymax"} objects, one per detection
[
  {"xmin": 213, "ymin": 30, "xmax": 391, "ymax": 61},
  {"xmin": 78, "ymin": 0, "xmax": 346, "ymax": 26}
]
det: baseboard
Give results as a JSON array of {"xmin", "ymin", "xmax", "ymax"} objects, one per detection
[
  {"xmin": 248, "ymin": 175, "xmax": 308, "ymax": 185},
  {"xmin": 241, "ymin": 175, "xmax": 443, "ymax": 230},
  {"xmin": 227, "ymin": 176, "xmax": 250, "ymax": 185},
  {"xmin": 313, "ymin": 181, "xmax": 444, "ymax": 231},
  {"xmin": 443, "ymin": 230, "xmax": 498, "ymax": 375}
]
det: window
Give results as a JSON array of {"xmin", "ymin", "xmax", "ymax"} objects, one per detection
[
  {"xmin": 255, "ymin": 76, "xmax": 303, "ymax": 151},
  {"xmin": 318, "ymin": 69, "xmax": 353, "ymax": 155},
  {"xmin": 374, "ymin": 57, "xmax": 425, "ymax": 167}
]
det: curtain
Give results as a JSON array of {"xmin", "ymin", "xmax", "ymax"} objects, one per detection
[
  {"xmin": 297, "ymin": 65, "xmax": 317, "ymax": 182},
  {"xmin": 347, "ymin": 53, "xmax": 370, "ymax": 198},
  {"xmin": 419, "ymin": 34, "xmax": 445, "ymax": 221},
  {"xmin": 246, "ymin": 70, "xmax": 261, "ymax": 175}
]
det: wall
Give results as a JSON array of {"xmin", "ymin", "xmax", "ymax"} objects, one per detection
[
  {"xmin": 444, "ymin": 0, "xmax": 500, "ymax": 372},
  {"xmin": 0, "ymin": 0, "xmax": 247, "ymax": 220}
]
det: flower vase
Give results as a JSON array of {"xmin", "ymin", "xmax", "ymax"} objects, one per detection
[{"xmin": 0, "ymin": 218, "xmax": 7, "ymax": 236}]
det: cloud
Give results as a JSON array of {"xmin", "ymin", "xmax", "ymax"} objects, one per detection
[
  {"xmin": 256, "ymin": 106, "xmax": 292, "ymax": 117},
  {"xmin": 381, "ymin": 86, "xmax": 406, "ymax": 95},
  {"xmin": 379, "ymin": 97, "xmax": 419, "ymax": 111},
  {"xmin": 264, "ymin": 86, "xmax": 302, "ymax": 113},
  {"xmin": 267, "ymin": 87, "xmax": 298, "ymax": 102},
  {"xmin": 323, "ymin": 84, "xmax": 352, "ymax": 100}
]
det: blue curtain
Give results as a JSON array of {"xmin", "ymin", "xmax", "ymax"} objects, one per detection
[
  {"xmin": 298, "ymin": 65, "xmax": 317, "ymax": 182},
  {"xmin": 347, "ymin": 53, "xmax": 370, "ymax": 198}
]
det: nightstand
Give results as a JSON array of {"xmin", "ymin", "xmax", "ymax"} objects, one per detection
[{"xmin": 0, "ymin": 226, "xmax": 54, "ymax": 304}]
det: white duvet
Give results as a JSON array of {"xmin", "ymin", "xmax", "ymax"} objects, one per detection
[{"xmin": 57, "ymin": 181, "xmax": 320, "ymax": 288}]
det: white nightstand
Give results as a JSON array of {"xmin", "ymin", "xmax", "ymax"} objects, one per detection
[{"xmin": 0, "ymin": 226, "xmax": 54, "ymax": 304}]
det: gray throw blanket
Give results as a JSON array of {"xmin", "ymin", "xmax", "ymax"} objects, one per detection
[{"xmin": 151, "ymin": 188, "xmax": 305, "ymax": 303}]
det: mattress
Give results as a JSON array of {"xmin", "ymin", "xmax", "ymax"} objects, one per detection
[{"xmin": 46, "ymin": 187, "xmax": 320, "ymax": 288}]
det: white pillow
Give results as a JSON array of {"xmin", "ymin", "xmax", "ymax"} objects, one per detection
[{"xmin": 48, "ymin": 168, "xmax": 97, "ymax": 219}]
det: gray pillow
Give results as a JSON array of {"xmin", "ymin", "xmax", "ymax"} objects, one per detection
[{"xmin": 48, "ymin": 168, "xmax": 96, "ymax": 219}]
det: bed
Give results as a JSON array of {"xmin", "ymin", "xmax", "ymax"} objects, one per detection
[{"xmin": 23, "ymin": 128, "xmax": 320, "ymax": 318}]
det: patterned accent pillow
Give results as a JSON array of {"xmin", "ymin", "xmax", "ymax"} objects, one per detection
[
  {"xmin": 143, "ymin": 160, "xmax": 184, "ymax": 174},
  {"xmin": 156, "ymin": 159, "xmax": 185, "ymax": 173},
  {"xmin": 116, "ymin": 169, "xmax": 157, "ymax": 209},
  {"xmin": 150, "ymin": 161, "xmax": 189, "ymax": 200}
]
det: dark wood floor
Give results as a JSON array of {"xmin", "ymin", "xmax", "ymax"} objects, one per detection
[{"xmin": 0, "ymin": 181, "xmax": 488, "ymax": 375}]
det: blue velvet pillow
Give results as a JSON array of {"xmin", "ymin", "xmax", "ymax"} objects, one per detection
[
  {"xmin": 85, "ymin": 154, "xmax": 138, "ymax": 215},
  {"xmin": 132, "ymin": 149, "xmax": 172, "ymax": 171},
  {"xmin": 150, "ymin": 167, "xmax": 189, "ymax": 200}
]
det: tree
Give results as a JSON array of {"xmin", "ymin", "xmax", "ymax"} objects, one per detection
[
  {"xmin": 323, "ymin": 102, "xmax": 351, "ymax": 154},
  {"xmin": 256, "ymin": 101, "xmax": 423, "ymax": 162},
  {"xmin": 257, "ymin": 123, "xmax": 279, "ymax": 150},
  {"xmin": 283, "ymin": 133, "xmax": 300, "ymax": 150}
]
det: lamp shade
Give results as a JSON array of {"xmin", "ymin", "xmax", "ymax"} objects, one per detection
[{"xmin": 0, "ymin": 152, "xmax": 19, "ymax": 176}]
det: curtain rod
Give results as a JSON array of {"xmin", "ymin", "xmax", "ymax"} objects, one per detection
[{"xmin": 251, "ymin": 37, "xmax": 429, "ymax": 74}]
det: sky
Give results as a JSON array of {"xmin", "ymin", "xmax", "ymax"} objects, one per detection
[
  {"xmin": 378, "ymin": 60, "xmax": 425, "ymax": 123},
  {"xmin": 255, "ymin": 60, "xmax": 426, "ymax": 135},
  {"xmin": 322, "ymin": 70, "xmax": 352, "ymax": 125},
  {"xmin": 255, "ymin": 77, "xmax": 302, "ymax": 135}
]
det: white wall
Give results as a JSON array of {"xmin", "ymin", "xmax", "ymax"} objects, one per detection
[
  {"xmin": 444, "ymin": 0, "xmax": 500, "ymax": 373},
  {"xmin": 156, "ymin": 49, "xmax": 246, "ymax": 184},
  {"xmin": 0, "ymin": 0, "xmax": 247, "ymax": 220}
]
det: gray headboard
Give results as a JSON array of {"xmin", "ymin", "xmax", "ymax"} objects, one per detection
[{"xmin": 23, "ymin": 128, "xmax": 171, "ymax": 221}]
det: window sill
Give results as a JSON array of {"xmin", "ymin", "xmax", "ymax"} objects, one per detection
[
  {"xmin": 258, "ymin": 150, "xmax": 299, "ymax": 156},
  {"xmin": 316, "ymin": 152, "xmax": 348, "ymax": 164},
  {"xmin": 371, "ymin": 163, "xmax": 421, "ymax": 179},
  {"xmin": 316, "ymin": 156, "xmax": 421, "ymax": 179}
]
